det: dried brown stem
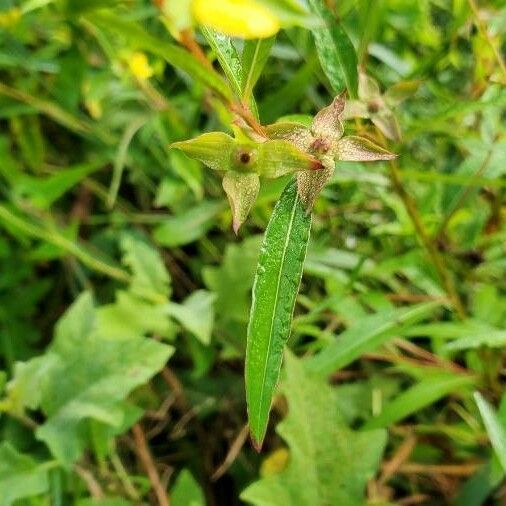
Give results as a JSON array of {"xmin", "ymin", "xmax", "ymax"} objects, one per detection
[{"xmin": 132, "ymin": 423, "xmax": 170, "ymax": 506}]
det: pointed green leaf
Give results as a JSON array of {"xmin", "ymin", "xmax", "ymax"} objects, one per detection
[
  {"xmin": 336, "ymin": 135, "xmax": 396, "ymax": 161},
  {"xmin": 241, "ymin": 353, "xmax": 386, "ymax": 505},
  {"xmin": 246, "ymin": 181, "xmax": 312, "ymax": 449},
  {"xmin": 307, "ymin": 0, "xmax": 358, "ymax": 97},
  {"xmin": 222, "ymin": 171, "xmax": 260, "ymax": 232},
  {"xmin": 171, "ymin": 132, "xmax": 235, "ymax": 171},
  {"xmin": 201, "ymin": 27, "xmax": 243, "ymax": 97}
]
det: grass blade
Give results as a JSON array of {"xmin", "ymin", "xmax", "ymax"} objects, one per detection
[
  {"xmin": 307, "ymin": 0, "xmax": 358, "ymax": 97},
  {"xmin": 363, "ymin": 375, "xmax": 475, "ymax": 430},
  {"xmin": 306, "ymin": 302, "xmax": 439, "ymax": 377},
  {"xmin": 475, "ymin": 392, "xmax": 506, "ymax": 473},
  {"xmin": 246, "ymin": 180, "xmax": 311, "ymax": 449}
]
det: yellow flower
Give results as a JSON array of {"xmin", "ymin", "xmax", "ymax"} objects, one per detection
[
  {"xmin": 128, "ymin": 52, "xmax": 154, "ymax": 81},
  {"xmin": 192, "ymin": 0, "xmax": 279, "ymax": 39}
]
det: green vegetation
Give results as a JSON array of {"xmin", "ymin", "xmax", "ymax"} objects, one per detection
[{"xmin": 1, "ymin": 0, "xmax": 506, "ymax": 504}]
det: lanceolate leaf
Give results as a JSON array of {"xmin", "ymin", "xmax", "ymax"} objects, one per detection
[
  {"xmin": 241, "ymin": 37, "xmax": 275, "ymax": 103},
  {"xmin": 201, "ymin": 27, "xmax": 243, "ymax": 98},
  {"xmin": 246, "ymin": 181, "xmax": 312, "ymax": 449},
  {"xmin": 307, "ymin": 0, "xmax": 358, "ymax": 98}
]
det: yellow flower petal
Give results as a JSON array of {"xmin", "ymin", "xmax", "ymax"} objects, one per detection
[
  {"xmin": 192, "ymin": 0, "xmax": 280, "ymax": 39},
  {"xmin": 128, "ymin": 52, "xmax": 154, "ymax": 81}
]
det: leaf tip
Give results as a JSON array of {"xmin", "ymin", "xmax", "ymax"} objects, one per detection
[{"xmin": 250, "ymin": 434, "xmax": 264, "ymax": 453}]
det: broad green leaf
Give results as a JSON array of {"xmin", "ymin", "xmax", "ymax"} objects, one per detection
[
  {"xmin": 171, "ymin": 469, "xmax": 205, "ymax": 506},
  {"xmin": 120, "ymin": 233, "xmax": 171, "ymax": 300},
  {"xmin": 241, "ymin": 37, "xmax": 275, "ymax": 103},
  {"xmin": 167, "ymin": 290, "xmax": 216, "ymax": 345},
  {"xmin": 241, "ymin": 353, "xmax": 386, "ymax": 505},
  {"xmin": 307, "ymin": 0, "xmax": 358, "ymax": 97},
  {"xmin": 154, "ymin": 200, "xmax": 226, "ymax": 248},
  {"xmin": 475, "ymin": 392, "xmax": 506, "ymax": 473},
  {"xmin": 88, "ymin": 12, "xmax": 232, "ymax": 100},
  {"xmin": 4, "ymin": 293, "xmax": 175, "ymax": 466},
  {"xmin": 363, "ymin": 374, "xmax": 475, "ymax": 430},
  {"xmin": 246, "ymin": 180, "xmax": 311, "ymax": 448},
  {"xmin": 454, "ymin": 461, "xmax": 504, "ymax": 506},
  {"xmin": 0, "ymin": 443, "xmax": 50, "ymax": 506},
  {"xmin": 306, "ymin": 302, "xmax": 440, "ymax": 376}
]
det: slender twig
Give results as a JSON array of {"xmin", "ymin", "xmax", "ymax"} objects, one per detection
[
  {"xmin": 132, "ymin": 423, "xmax": 170, "ymax": 506},
  {"xmin": 211, "ymin": 424, "xmax": 249, "ymax": 481},
  {"xmin": 74, "ymin": 464, "xmax": 104, "ymax": 499}
]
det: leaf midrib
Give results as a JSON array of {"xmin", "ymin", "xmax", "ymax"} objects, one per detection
[{"xmin": 255, "ymin": 194, "xmax": 299, "ymax": 431}]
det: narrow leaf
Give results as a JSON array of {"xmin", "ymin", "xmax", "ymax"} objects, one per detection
[
  {"xmin": 246, "ymin": 180, "xmax": 312, "ymax": 449},
  {"xmin": 363, "ymin": 375, "xmax": 475, "ymax": 430},
  {"xmin": 241, "ymin": 37, "xmax": 275, "ymax": 103},
  {"xmin": 201, "ymin": 27, "xmax": 243, "ymax": 97},
  {"xmin": 306, "ymin": 302, "xmax": 440, "ymax": 376},
  {"xmin": 475, "ymin": 392, "xmax": 506, "ymax": 474},
  {"xmin": 307, "ymin": 0, "xmax": 358, "ymax": 98}
]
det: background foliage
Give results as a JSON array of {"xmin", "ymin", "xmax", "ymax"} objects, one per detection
[{"xmin": 1, "ymin": 0, "xmax": 506, "ymax": 504}]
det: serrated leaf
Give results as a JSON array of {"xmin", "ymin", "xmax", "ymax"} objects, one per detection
[
  {"xmin": 0, "ymin": 443, "xmax": 50, "ymax": 506},
  {"xmin": 307, "ymin": 0, "xmax": 358, "ymax": 97},
  {"xmin": 241, "ymin": 353, "xmax": 387, "ymax": 505},
  {"xmin": 246, "ymin": 181, "xmax": 311, "ymax": 448},
  {"xmin": 8, "ymin": 293, "xmax": 176, "ymax": 466}
]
